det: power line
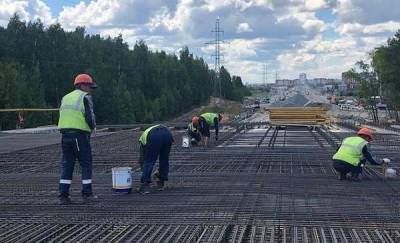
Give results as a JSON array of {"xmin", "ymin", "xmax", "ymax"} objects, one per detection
[{"xmin": 205, "ymin": 17, "xmax": 224, "ymax": 97}]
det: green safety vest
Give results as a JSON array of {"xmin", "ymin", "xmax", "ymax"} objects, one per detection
[
  {"xmin": 188, "ymin": 123, "xmax": 198, "ymax": 133},
  {"xmin": 333, "ymin": 136, "xmax": 368, "ymax": 166},
  {"xmin": 58, "ymin": 89, "xmax": 91, "ymax": 132},
  {"xmin": 139, "ymin": 125, "xmax": 161, "ymax": 145},
  {"xmin": 200, "ymin": 113, "xmax": 218, "ymax": 126}
]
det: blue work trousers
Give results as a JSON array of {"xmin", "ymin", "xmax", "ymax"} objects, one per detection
[
  {"xmin": 59, "ymin": 132, "xmax": 93, "ymax": 197},
  {"xmin": 141, "ymin": 127, "xmax": 173, "ymax": 183},
  {"xmin": 333, "ymin": 159, "xmax": 364, "ymax": 177}
]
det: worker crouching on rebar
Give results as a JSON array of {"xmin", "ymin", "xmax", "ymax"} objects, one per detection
[
  {"xmin": 188, "ymin": 116, "xmax": 201, "ymax": 145},
  {"xmin": 138, "ymin": 125, "xmax": 174, "ymax": 194},
  {"xmin": 332, "ymin": 128, "xmax": 383, "ymax": 181},
  {"xmin": 57, "ymin": 74, "xmax": 98, "ymax": 205},
  {"xmin": 198, "ymin": 113, "xmax": 222, "ymax": 146}
]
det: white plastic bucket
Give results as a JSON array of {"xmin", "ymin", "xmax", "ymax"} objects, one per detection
[
  {"xmin": 182, "ymin": 135, "xmax": 189, "ymax": 148},
  {"xmin": 385, "ymin": 168, "xmax": 397, "ymax": 178},
  {"xmin": 112, "ymin": 167, "xmax": 132, "ymax": 193}
]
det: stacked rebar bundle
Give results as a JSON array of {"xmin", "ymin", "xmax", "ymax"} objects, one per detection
[{"xmin": 267, "ymin": 107, "xmax": 327, "ymax": 125}]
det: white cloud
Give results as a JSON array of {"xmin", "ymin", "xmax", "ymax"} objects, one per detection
[
  {"xmin": 237, "ymin": 22, "xmax": 253, "ymax": 33},
  {"xmin": 336, "ymin": 21, "xmax": 400, "ymax": 36},
  {"xmin": 224, "ymin": 60, "xmax": 267, "ymax": 84},
  {"xmin": 335, "ymin": 0, "xmax": 400, "ymax": 25},
  {"xmin": 0, "ymin": 0, "xmax": 54, "ymax": 26},
  {"xmin": 224, "ymin": 38, "xmax": 266, "ymax": 59},
  {"xmin": 58, "ymin": 0, "xmax": 118, "ymax": 30},
  {"xmin": 304, "ymin": 0, "xmax": 329, "ymax": 11},
  {"xmin": 277, "ymin": 8, "xmax": 328, "ymax": 33},
  {"xmin": 277, "ymin": 51, "xmax": 317, "ymax": 71}
]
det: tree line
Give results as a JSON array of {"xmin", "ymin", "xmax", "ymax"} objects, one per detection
[
  {"xmin": 0, "ymin": 15, "xmax": 250, "ymax": 130},
  {"xmin": 343, "ymin": 30, "xmax": 400, "ymax": 112}
]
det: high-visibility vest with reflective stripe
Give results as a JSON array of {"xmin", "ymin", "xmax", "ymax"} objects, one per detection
[
  {"xmin": 333, "ymin": 136, "xmax": 368, "ymax": 166},
  {"xmin": 58, "ymin": 89, "xmax": 91, "ymax": 132},
  {"xmin": 200, "ymin": 113, "xmax": 218, "ymax": 126},
  {"xmin": 188, "ymin": 123, "xmax": 198, "ymax": 133},
  {"xmin": 139, "ymin": 125, "xmax": 161, "ymax": 145}
]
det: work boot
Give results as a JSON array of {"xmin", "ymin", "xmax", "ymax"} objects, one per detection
[
  {"xmin": 138, "ymin": 183, "xmax": 150, "ymax": 194},
  {"xmin": 156, "ymin": 181, "xmax": 165, "ymax": 191},
  {"xmin": 82, "ymin": 194, "xmax": 98, "ymax": 203},
  {"xmin": 58, "ymin": 196, "xmax": 72, "ymax": 205}
]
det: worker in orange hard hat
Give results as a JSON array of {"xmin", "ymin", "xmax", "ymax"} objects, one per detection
[
  {"xmin": 188, "ymin": 116, "xmax": 201, "ymax": 145},
  {"xmin": 57, "ymin": 73, "xmax": 98, "ymax": 204},
  {"xmin": 332, "ymin": 127, "xmax": 385, "ymax": 181}
]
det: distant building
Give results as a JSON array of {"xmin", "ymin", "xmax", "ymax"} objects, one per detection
[
  {"xmin": 310, "ymin": 78, "xmax": 342, "ymax": 86},
  {"xmin": 342, "ymin": 72, "xmax": 359, "ymax": 90},
  {"xmin": 299, "ymin": 73, "xmax": 307, "ymax": 84},
  {"xmin": 275, "ymin": 79, "xmax": 295, "ymax": 86}
]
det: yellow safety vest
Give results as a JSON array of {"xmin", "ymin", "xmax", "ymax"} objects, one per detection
[
  {"xmin": 58, "ymin": 89, "xmax": 91, "ymax": 132},
  {"xmin": 139, "ymin": 125, "xmax": 161, "ymax": 145},
  {"xmin": 333, "ymin": 136, "xmax": 368, "ymax": 166},
  {"xmin": 188, "ymin": 123, "xmax": 198, "ymax": 133},
  {"xmin": 200, "ymin": 113, "xmax": 218, "ymax": 126}
]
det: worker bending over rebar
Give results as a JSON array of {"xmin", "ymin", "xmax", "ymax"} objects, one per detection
[
  {"xmin": 138, "ymin": 125, "xmax": 174, "ymax": 194},
  {"xmin": 332, "ymin": 128, "xmax": 386, "ymax": 181},
  {"xmin": 197, "ymin": 112, "xmax": 222, "ymax": 146},
  {"xmin": 188, "ymin": 116, "xmax": 201, "ymax": 145}
]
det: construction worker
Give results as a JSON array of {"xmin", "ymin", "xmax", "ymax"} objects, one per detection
[
  {"xmin": 332, "ymin": 127, "xmax": 383, "ymax": 181},
  {"xmin": 188, "ymin": 116, "xmax": 201, "ymax": 145},
  {"xmin": 198, "ymin": 112, "xmax": 222, "ymax": 146},
  {"xmin": 138, "ymin": 124, "xmax": 174, "ymax": 194},
  {"xmin": 57, "ymin": 74, "xmax": 97, "ymax": 204}
]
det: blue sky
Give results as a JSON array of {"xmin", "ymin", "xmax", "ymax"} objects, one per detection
[
  {"xmin": 1, "ymin": 0, "xmax": 399, "ymax": 84},
  {"xmin": 44, "ymin": 0, "xmax": 87, "ymax": 16}
]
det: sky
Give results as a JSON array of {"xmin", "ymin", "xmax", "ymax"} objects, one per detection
[{"xmin": 0, "ymin": 0, "xmax": 399, "ymax": 84}]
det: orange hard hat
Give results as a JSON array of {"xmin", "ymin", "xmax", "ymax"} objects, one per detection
[
  {"xmin": 192, "ymin": 116, "xmax": 199, "ymax": 125},
  {"xmin": 357, "ymin": 127, "xmax": 373, "ymax": 140},
  {"xmin": 74, "ymin": 74, "xmax": 97, "ymax": 88}
]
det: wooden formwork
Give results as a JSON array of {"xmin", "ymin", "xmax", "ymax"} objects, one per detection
[{"xmin": 266, "ymin": 107, "xmax": 327, "ymax": 125}]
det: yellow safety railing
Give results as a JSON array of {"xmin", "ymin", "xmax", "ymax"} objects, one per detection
[{"xmin": 0, "ymin": 108, "xmax": 59, "ymax": 112}]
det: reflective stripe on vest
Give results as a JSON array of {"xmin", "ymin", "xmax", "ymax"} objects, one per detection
[
  {"xmin": 188, "ymin": 123, "xmax": 198, "ymax": 133},
  {"xmin": 58, "ymin": 89, "xmax": 91, "ymax": 132},
  {"xmin": 139, "ymin": 124, "xmax": 161, "ymax": 145},
  {"xmin": 200, "ymin": 113, "xmax": 218, "ymax": 126},
  {"xmin": 333, "ymin": 136, "xmax": 368, "ymax": 166}
]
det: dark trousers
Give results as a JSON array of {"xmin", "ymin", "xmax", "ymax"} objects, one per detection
[
  {"xmin": 59, "ymin": 132, "xmax": 93, "ymax": 197},
  {"xmin": 333, "ymin": 159, "xmax": 364, "ymax": 178},
  {"xmin": 198, "ymin": 118, "xmax": 210, "ymax": 137},
  {"xmin": 188, "ymin": 130, "xmax": 201, "ymax": 143},
  {"xmin": 141, "ymin": 127, "xmax": 173, "ymax": 183}
]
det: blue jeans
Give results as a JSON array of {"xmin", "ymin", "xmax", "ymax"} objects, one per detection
[
  {"xmin": 141, "ymin": 127, "xmax": 173, "ymax": 183},
  {"xmin": 59, "ymin": 132, "xmax": 93, "ymax": 197}
]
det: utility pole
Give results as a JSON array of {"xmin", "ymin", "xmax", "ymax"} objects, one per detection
[{"xmin": 206, "ymin": 17, "xmax": 224, "ymax": 97}]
